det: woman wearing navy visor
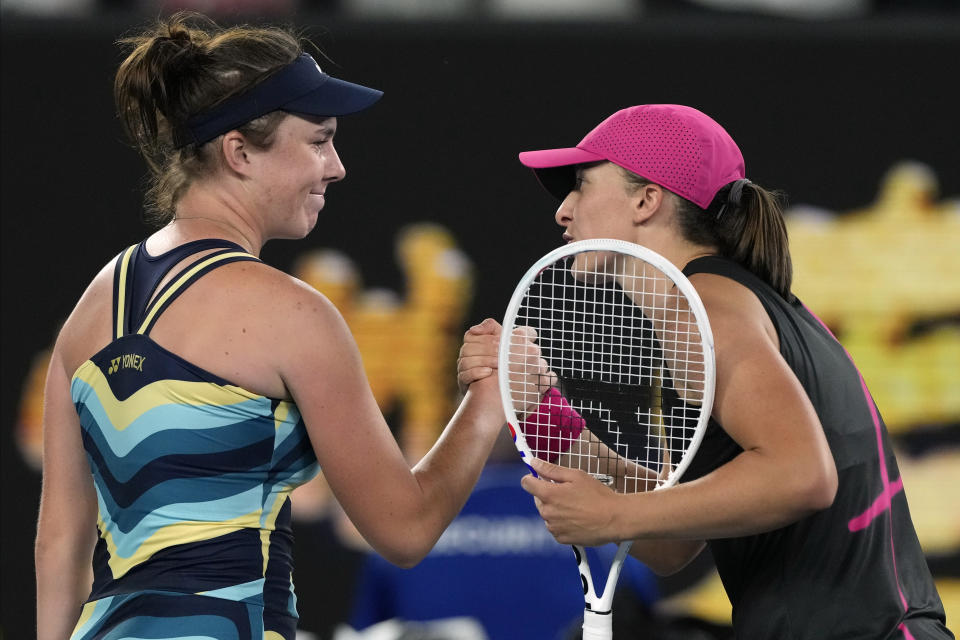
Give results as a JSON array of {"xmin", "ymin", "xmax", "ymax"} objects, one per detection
[{"xmin": 35, "ymin": 12, "xmax": 505, "ymax": 639}]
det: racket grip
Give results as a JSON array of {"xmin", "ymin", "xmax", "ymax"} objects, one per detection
[
  {"xmin": 521, "ymin": 387, "xmax": 585, "ymax": 463},
  {"xmin": 582, "ymin": 609, "xmax": 613, "ymax": 640}
]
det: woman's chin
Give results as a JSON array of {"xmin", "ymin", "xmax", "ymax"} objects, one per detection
[{"xmin": 298, "ymin": 207, "xmax": 321, "ymax": 236}]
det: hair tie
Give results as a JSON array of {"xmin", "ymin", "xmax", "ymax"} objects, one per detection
[{"xmin": 716, "ymin": 178, "xmax": 752, "ymax": 221}]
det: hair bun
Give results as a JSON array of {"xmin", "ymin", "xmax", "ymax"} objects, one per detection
[{"xmin": 148, "ymin": 26, "xmax": 199, "ymax": 63}]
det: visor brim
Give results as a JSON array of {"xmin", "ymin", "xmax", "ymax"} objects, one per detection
[{"xmin": 284, "ymin": 75, "xmax": 383, "ymax": 117}]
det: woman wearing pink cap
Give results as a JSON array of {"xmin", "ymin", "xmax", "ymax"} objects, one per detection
[{"xmin": 469, "ymin": 104, "xmax": 951, "ymax": 638}]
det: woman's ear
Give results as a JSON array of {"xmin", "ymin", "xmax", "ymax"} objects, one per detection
[
  {"xmin": 220, "ymin": 131, "xmax": 250, "ymax": 175},
  {"xmin": 633, "ymin": 183, "xmax": 664, "ymax": 224}
]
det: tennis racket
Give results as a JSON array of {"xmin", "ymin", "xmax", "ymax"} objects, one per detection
[{"xmin": 498, "ymin": 239, "xmax": 715, "ymax": 640}]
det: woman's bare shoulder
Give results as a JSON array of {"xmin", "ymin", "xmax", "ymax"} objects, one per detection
[
  {"xmin": 219, "ymin": 260, "xmax": 342, "ymax": 322},
  {"xmin": 57, "ymin": 254, "xmax": 124, "ymax": 376},
  {"xmin": 187, "ymin": 259, "xmax": 350, "ymax": 358},
  {"xmin": 686, "ymin": 271, "xmax": 780, "ymax": 360},
  {"xmin": 212, "ymin": 262, "xmax": 358, "ymax": 398}
]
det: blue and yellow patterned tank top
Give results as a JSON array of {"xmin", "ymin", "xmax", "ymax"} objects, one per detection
[{"xmin": 69, "ymin": 240, "xmax": 319, "ymax": 636}]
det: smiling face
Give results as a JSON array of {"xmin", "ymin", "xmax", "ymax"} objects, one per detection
[{"xmin": 247, "ymin": 114, "xmax": 346, "ymax": 239}]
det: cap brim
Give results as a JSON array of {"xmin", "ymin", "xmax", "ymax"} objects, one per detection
[
  {"xmin": 285, "ymin": 75, "xmax": 383, "ymax": 117},
  {"xmin": 519, "ymin": 147, "xmax": 605, "ymax": 200},
  {"xmin": 519, "ymin": 146, "xmax": 603, "ymax": 169}
]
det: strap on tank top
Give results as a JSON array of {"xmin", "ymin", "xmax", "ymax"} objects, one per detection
[
  {"xmin": 112, "ymin": 240, "xmax": 260, "ymax": 339},
  {"xmin": 112, "ymin": 245, "xmax": 138, "ymax": 341},
  {"xmin": 682, "ymin": 255, "xmax": 747, "ymax": 282},
  {"xmin": 683, "ymin": 255, "xmax": 795, "ymax": 304}
]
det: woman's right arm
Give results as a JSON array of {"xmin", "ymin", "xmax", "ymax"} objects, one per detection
[
  {"xmin": 36, "ymin": 342, "xmax": 99, "ymax": 639},
  {"xmin": 277, "ymin": 285, "xmax": 506, "ymax": 568}
]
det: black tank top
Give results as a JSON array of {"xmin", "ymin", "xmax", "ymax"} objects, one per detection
[{"xmin": 680, "ymin": 256, "xmax": 952, "ymax": 640}]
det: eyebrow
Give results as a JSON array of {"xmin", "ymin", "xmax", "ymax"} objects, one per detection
[
  {"xmin": 575, "ymin": 161, "xmax": 604, "ymax": 179},
  {"xmin": 314, "ymin": 124, "xmax": 336, "ymax": 137}
]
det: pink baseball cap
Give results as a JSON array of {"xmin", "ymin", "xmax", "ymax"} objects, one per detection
[{"xmin": 518, "ymin": 104, "xmax": 745, "ymax": 210}]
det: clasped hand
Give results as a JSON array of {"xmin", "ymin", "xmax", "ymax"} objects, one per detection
[
  {"xmin": 457, "ymin": 320, "xmax": 555, "ymax": 416},
  {"xmin": 458, "ymin": 320, "xmax": 617, "ymax": 547},
  {"xmin": 456, "ymin": 318, "xmax": 502, "ymax": 394}
]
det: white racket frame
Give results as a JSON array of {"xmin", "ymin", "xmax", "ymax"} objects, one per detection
[{"xmin": 498, "ymin": 239, "xmax": 716, "ymax": 640}]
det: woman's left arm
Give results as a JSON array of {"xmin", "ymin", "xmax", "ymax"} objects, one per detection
[
  {"xmin": 36, "ymin": 343, "xmax": 98, "ymax": 639},
  {"xmin": 523, "ymin": 275, "xmax": 838, "ymax": 545}
]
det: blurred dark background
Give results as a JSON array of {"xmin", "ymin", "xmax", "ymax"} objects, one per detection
[{"xmin": 2, "ymin": 0, "xmax": 959, "ymax": 638}]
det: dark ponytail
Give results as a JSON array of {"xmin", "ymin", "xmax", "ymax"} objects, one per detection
[
  {"xmin": 621, "ymin": 167, "xmax": 794, "ymax": 299},
  {"xmin": 702, "ymin": 180, "xmax": 793, "ymax": 299},
  {"xmin": 114, "ymin": 12, "xmax": 302, "ymax": 224}
]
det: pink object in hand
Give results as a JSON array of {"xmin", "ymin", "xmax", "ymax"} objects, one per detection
[{"xmin": 520, "ymin": 387, "xmax": 585, "ymax": 463}]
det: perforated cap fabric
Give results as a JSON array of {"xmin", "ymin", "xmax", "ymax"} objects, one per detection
[{"xmin": 519, "ymin": 104, "xmax": 745, "ymax": 209}]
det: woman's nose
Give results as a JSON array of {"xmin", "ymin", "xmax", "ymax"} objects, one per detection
[
  {"xmin": 555, "ymin": 192, "xmax": 575, "ymax": 226},
  {"xmin": 326, "ymin": 143, "xmax": 346, "ymax": 182}
]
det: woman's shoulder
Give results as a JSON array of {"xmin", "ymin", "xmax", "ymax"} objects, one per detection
[
  {"xmin": 688, "ymin": 271, "xmax": 763, "ymax": 313},
  {"xmin": 206, "ymin": 260, "xmax": 357, "ymax": 397},
  {"xmin": 196, "ymin": 258, "xmax": 349, "ymax": 351},
  {"xmin": 56, "ymin": 251, "xmax": 127, "ymax": 375},
  {"xmin": 688, "ymin": 271, "xmax": 778, "ymax": 348},
  {"xmin": 223, "ymin": 259, "xmax": 341, "ymax": 315}
]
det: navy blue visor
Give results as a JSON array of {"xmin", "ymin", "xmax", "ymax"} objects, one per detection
[{"xmin": 175, "ymin": 53, "xmax": 383, "ymax": 148}]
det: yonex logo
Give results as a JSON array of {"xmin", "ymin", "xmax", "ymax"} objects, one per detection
[{"xmin": 107, "ymin": 354, "xmax": 146, "ymax": 374}]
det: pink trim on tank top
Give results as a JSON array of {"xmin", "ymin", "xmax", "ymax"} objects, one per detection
[{"xmin": 802, "ymin": 305, "xmax": 911, "ymax": 636}]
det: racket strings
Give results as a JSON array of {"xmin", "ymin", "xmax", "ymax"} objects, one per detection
[{"xmin": 507, "ymin": 251, "xmax": 707, "ymax": 493}]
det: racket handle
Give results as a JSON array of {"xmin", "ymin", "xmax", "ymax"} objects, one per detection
[
  {"xmin": 521, "ymin": 387, "xmax": 585, "ymax": 462},
  {"xmin": 582, "ymin": 609, "xmax": 613, "ymax": 640}
]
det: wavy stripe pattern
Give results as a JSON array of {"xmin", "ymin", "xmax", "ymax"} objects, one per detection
[
  {"xmin": 71, "ymin": 335, "xmax": 318, "ymax": 639},
  {"xmin": 69, "ymin": 590, "xmax": 298, "ymax": 640}
]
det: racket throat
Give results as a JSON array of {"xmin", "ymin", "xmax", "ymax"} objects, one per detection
[{"xmin": 576, "ymin": 541, "xmax": 633, "ymax": 639}]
